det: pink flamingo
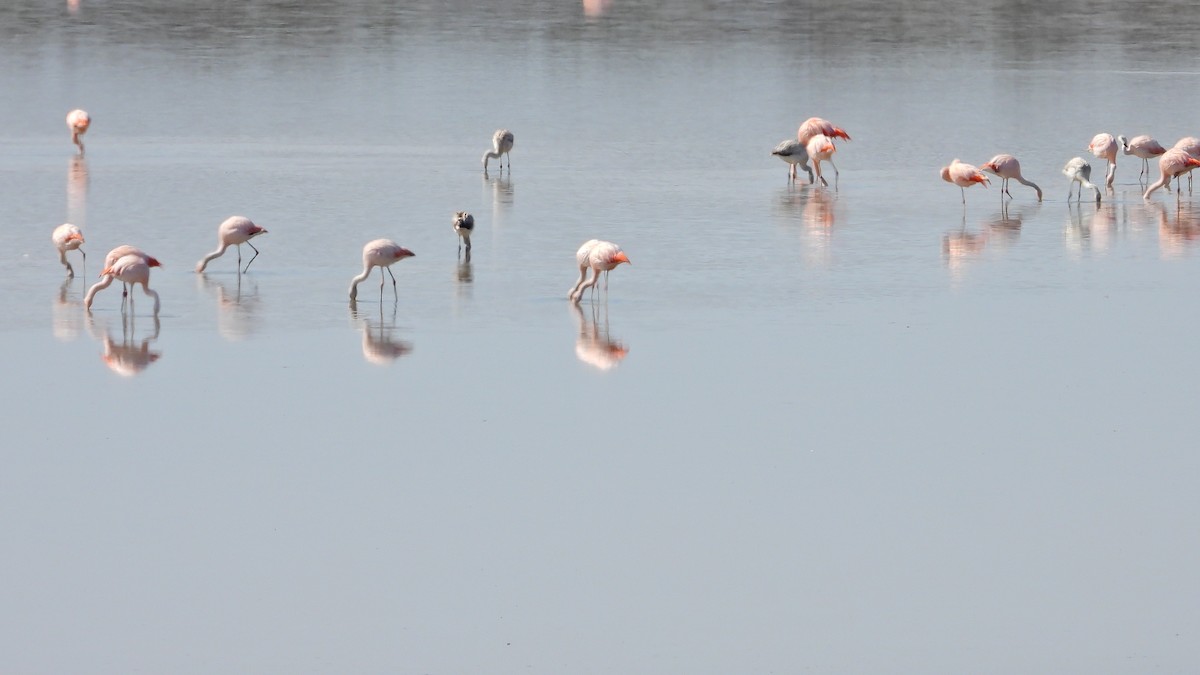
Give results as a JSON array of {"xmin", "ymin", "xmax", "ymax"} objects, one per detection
[
  {"xmin": 1063, "ymin": 157, "xmax": 1102, "ymax": 203},
  {"xmin": 349, "ymin": 239, "xmax": 415, "ymax": 301},
  {"xmin": 772, "ymin": 139, "xmax": 814, "ymax": 183},
  {"xmin": 805, "ymin": 134, "xmax": 838, "ymax": 187},
  {"xmin": 52, "ymin": 223, "xmax": 86, "ymax": 277},
  {"xmin": 195, "ymin": 216, "xmax": 268, "ymax": 273},
  {"xmin": 1088, "ymin": 133, "xmax": 1118, "ymax": 189},
  {"xmin": 85, "ymin": 252, "xmax": 162, "ymax": 314},
  {"xmin": 568, "ymin": 239, "xmax": 630, "ymax": 303},
  {"xmin": 1172, "ymin": 137, "xmax": 1200, "ymax": 191},
  {"xmin": 1144, "ymin": 149, "xmax": 1200, "ymax": 201},
  {"xmin": 797, "ymin": 117, "xmax": 851, "ymax": 145},
  {"xmin": 1119, "ymin": 134, "xmax": 1166, "ymax": 180},
  {"xmin": 940, "ymin": 159, "xmax": 990, "ymax": 203},
  {"xmin": 66, "ymin": 109, "xmax": 90, "ymax": 156},
  {"xmin": 482, "ymin": 129, "xmax": 514, "ymax": 172},
  {"xmin": 980, "ymin": 154, "xmax": 1042, "ymax": 202}
]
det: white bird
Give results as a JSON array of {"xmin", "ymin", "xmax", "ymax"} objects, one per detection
[
  {"xmin": 482, "ymin": 129, "xmax": 514, "ymax": 172},
  {"xmin": 196, "ymin": 216, "xmax": 269, "ymax": 273},
  {"xmin": 66, "ymin": 109, "xmax": 91, "ymax": 156},
  {"xmin": 349, "ymin": 239, "xmax": 415, "ymax": 301},
  {"xmin": 1063, "ymin": 157, "xmax": 1102, "ymax": 204},
  {"xmin": 52, "ymin": 223, "xmax": 86, "ymax": 277},
  {"xmin": 85, "ymin": 252, "xmax": 162, "ymax": 315},
  {"xmin": 771, "ymin": 140, "xmax": 814, "ymax": 184},
  {"xmin": 568, "ymin": 239, "xmax": 630, "ymax": 303},
  {"xmin": 452, "ymin": 211, "xmax": 474, "ymax": 254}
]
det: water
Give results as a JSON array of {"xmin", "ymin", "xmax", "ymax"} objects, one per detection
[{"xmin": 2, "ymin": 2, "xmax": 1199, "ymax": 672}]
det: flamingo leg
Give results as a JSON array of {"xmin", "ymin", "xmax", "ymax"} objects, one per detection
[
  {"xmin": 243, "ymin": 242, "xmax": 261, "ymax": 273},
  {"xmin": 960, "ymin": 186, "xmax": 966, "ymax": 204},
  {"xmin": 386, "ymin": 266, "xmax": 398, "ymax": 299}
]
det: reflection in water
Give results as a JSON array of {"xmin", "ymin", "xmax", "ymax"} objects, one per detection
[
  {"xmin": 350, "ymin": 300, "xmax": 412, "ymax": 366},
  {"xmin": 583, "ymin": 0, "xmax": 613, "ymax": 18},
  {"xmin": 573, "ymin": 303, "xmax": 628, "ymax": 371},
  {"xmin": 1153, "ymin": 202, "xmax": 1200, "ymax": 259},
  {"xmin": 86, "ymin": 313, "xmax": 162, "ymax": 377},
  {"xmin": 942, "ymin": 221, "xmax": 988, "ymax": 280},
  {"xmin": 1065, "ymin": 201, "xmax": 1120, "ymax": 258},
  {"xmin": 456, "ymin": 252, "xmax": 473, "ymax": 297},
  {"xmin": 52, "ymin": 278, "xmax": 86, "ymax": 341},
  {"xmin": 775, "ymin": 185, "xmax": 838, "ymax": 267},
  {"xmin": 484, "ymin": 172, "xmax": 514, "ymax": 213},
  {"xmin": 67, "ymin": 157, "xmax": 88, "ymax": 227},
  {"xmin": 198, "ymin": 273, "xmax": 261, "ymax": 341},
  {"xmin": 981, "ymin": 201, "xmax": 1031, "ymax": 252}
]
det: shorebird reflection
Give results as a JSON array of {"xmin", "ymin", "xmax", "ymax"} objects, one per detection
[
  {"xmin": 198, "ymin": 272, "xmax": 260, "ymax": 341},
  {"xmin": 572, "ymin": 303, "xmax": 628, "ymax": 371},
  {"xmin": 982, "ymin": 200, "xmax": 1030, "ymax": 251},
  {"xmin": 86, "ymin": 312, "xmax": 161, "ymax": 377},
  {"xmin": 1065, "ymin": 201, "xmax": 1119, "ymax": 258},
  {"xmin": 350, "ymin": 300, "xmax": 412, "ymax": 366}
]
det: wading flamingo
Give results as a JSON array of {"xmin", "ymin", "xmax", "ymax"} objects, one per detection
[
  {"xmin": 797, "ymin": 117, "xmax": 851, "ymax": 145},
  {"xmin": 1172, "ymin": 137, "xmax": 1200, "ymax": 191},
  {"xmin": 1144, "ymin": 149, "xmax": 1200, "ymax": 201},
  {"xmin": 981, "ymin": 154, "xmax": 1042, "ymax": 202},
  {"xmin": 482, "ymin": 129, "xmax": 514, "ymax": 171},
  {"xmin": 940, "ymin": 159, "xmax": 990, "ymax": 203},
  {"xmin": 85, "ymin": 252, "xmax": 162, "ymax": 314},
  {"xmin": 568, "ymin": 239, "xmax": 630, "ymax": 303},
  {"xmin": 452, "ymin": 211, "xmax": 474, "ymax": 254},
  {"xmin": 349, "ymin": 239, "xmax": 415, "ymax": 301},
  {"xmin": 195, "ymin": 216, "xmax": 268, "ymax": 273},
  {"xmin": 772, "ymin": 140, "xmax": 814, "ymax": 183},
  {"xmin": 52, "ymin": 223, "xmax": 85, "ymax": 277},
  {"xmin": 1088, "ymin": 133, "xmax": 1118, "ymax": 189},
  {"xmin": 805, "ymin": 134, "xmax": 838, "ymax": 187},
  {"xmin": 1119, "ymin": 134, "xmax": 1166, "ymax": 180},
  {"xmin": 66, "ymin": 109, "xmax": 90, "ymax": 156},
  {"xmin": 1063, "ymin": 157, "xmax": 1102, "ymax": 203}
]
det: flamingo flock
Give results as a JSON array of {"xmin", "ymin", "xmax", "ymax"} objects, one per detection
[{"xmin": 48, "ymin": 108, "xmax": 1200, "ymax": 322}]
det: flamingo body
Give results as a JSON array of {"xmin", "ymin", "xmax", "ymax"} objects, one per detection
[
  {"xmin": 349, "ymin": 239, "xmax": 415, "ymax": 301},
  {"xmin": 195, "ymin": 216, "xmax": 268, "ymax": 273},
  {"xmin": 1144, "ymin": 149, "xmax": 1200, "ymax": 200},
  {"xmin": 981, "ymin": 154, "xmax": 1042, "ymax": 202},
  {"xmin": 85, "ymin": 250, "xmax": 162, "ymax": 314},
  {"xmin": 797, "ymin": 117, "xmax": 851, "ymax": 145},
  {"xmin": 1063, "ymin": 157, "xmax": 1102, "ymax": 204},
  {"xmin": 568, "ymin": 240, "xmax": 630, "ymax": 303},
  {"xmin": 1120, "ymin": 134, "xmax": 1167, "ymax": 179},
  {"xmin": 1088, "ymin": 133, "xmax": 1118, "ymax": 188},
  {"xmin": 940, "ymin": 159, "xmax": 990, "ymax": 203},
  {"xmin": 482, "ymin": 129, "xmax": 514, "ymax": 171},
  {"xmin": 52, "ymin": 223, "xmax": 86, "ymax": 277},
  {"xmin": 66, "ymin": 109, "xmax": 91, "ymax": 155},
  {"xmin": 805, "ymin": 134, "xmax": 838, "ymax": 187},
  {"xmin": 772, "ymin": 139, "xmax": 814, "ymax": 184}
]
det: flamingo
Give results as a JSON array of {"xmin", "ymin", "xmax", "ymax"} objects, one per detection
[
  {"xmin": 980, "ymin": 154, "xmax": 1042, "ymax": 202},
  {"xmin": 349, "ymin": 239, "xmax": 415, "ymax": 301},
  {"xmin": 771, "ymin": 140, "xmax": 814, "ymax": 183},
  {"xmin": 1119, "ymin": 135, "xmax": 1167, "ymax": 180},
  {"xmin": 568, "ymin": 239, "xmax": 630, "ymax": 303},
  {"xmin": 195, "ymin": 216, "xmax": 268, "ymax": 273},
  {"xmin": 66, "ymin": 109, "xmax": 90, "ymax": 156},
  {"xmin": 797, "ymin": 117, "xmax": 851, "ymax": 145},
  {"xmin": 85, "ymin": 253, "xmax": 162, "ymax": 315},
  {"xmin": 452, "ymin": 211, "xmax": 474, "ymax": 254},
  {"xmin": 1172, "ymin": 137, "xmax": 1200, "ymax": 191},
  {"xmin": 805, "ymin": 134, "xmax": 838, "ymax": 187},
  {"xmin": 482, "ymin": 129, "xmax": 514, "ymax": 172},
  {"xmin": 1063, "ymin": 157, "xmax": 1102, "ymax": 203},
  {"xmin": 940, "ymin": 159, "xmax": 990, "ymax": 203},
  {"xmin": 1144, "ymin": 149, "xmax": 1200, "ymax": 201},
  {"xmin": 1088, "ymin": 133, "xmax": 1118, "ymax": 189},
  {"xmin": 96, "ymin": 245, "xmax": 159, "ymax": 300},
  {"xmin": 52, "ymin": 223, "xmax": 86, "ymax": 277}
]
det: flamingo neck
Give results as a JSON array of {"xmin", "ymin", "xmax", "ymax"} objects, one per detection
[{"xmin": 196, "ymin": 243, "xmax": 230, "ymax": 272}]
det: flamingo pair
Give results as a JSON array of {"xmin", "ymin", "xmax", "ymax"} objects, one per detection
[
  {"xmin": 795, "ymin": 117, "xmax": 850, "ymax": 187},
  {"xmin": 84, "ymin": 246, "xmax": 163, "ymax": 315}
]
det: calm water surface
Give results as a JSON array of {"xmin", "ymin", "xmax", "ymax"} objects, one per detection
[{"xmin": 2, "ymin": 2, "xmax": 1199, "ymax": 673}]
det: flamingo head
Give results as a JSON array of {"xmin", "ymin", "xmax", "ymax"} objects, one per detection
[
  {"xmin": 981, "ymin": 161, "xmax": 998, "ymax": 174},
  {"xmin": 612, "ymin": 251, "xmax": 630, "ymax": 266}
]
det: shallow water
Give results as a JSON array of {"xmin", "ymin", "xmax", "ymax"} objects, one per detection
[{"xmin": 2, "ymin": 2, "xmax": 1199, "ymax": 673}]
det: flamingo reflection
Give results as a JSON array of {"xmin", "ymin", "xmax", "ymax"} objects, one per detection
[
  {"xmin": 67, "ymin": 157, "xmax": 88, "ymax": 227},
  {"xmin": 572, "ymin": 303, "xmax": 628, "ymax": 371},
  {"xmin": 53, "ymin": 278, "xmax": 85, "ymax": 341},
  {"xmin": 198, "ymin": 272, "xmax": 261, "ymax": 341},
  {"xmin": 1151, "ymin": 202, "xmax": 1200, "ymax": 259},
  {"xmin": 350, "ymin": 301, "xmax": 412, "ymax": 366},
  {"xmin": 86, "ymin": 312, "xmax": 161, "ymax": 377},
  {"xmin": 583, "ymin": 0, "xmax": 613, "ymax": 17},
  {"xmin": 1065, "ymin": 201, "xmax": 1119, "ymax": 258}
]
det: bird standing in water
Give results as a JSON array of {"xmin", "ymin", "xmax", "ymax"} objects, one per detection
[
  {"xmin": 195, "ymin": 216, "xmax": 269, "ymax": 274},
  {"xmin": 482, "ymin": 129, "xmax": 514, "ymax": 172},
  {"xmin": 805, "ymin": 134, "xmax": 838, "ymax": 187},
  {"xmin": 1063, "ymin": 157, "xmax": 1102, "ymax": 203},
  {"xmin": 797, "ymin": 117, "xmax": 851, "ymax": 145},
  {"xmin": 772, "ymin": 139, "xmax": 814, "ymax": 183},
  {"xmin": 452, "ymin": 211, "xmax": 474, "ymax": 255},
  {"xmin": 66, "ymin": 109, "xmax": 91, "ymax": 156},
  {"xmin": 1144, "ymin": 149, "xmax": 1200, "ymax": 201},
  {"xmin": 940, "ymin": 159, "xmax": 990, "ymax": 204},
  {"xmin": 981, "ymin": 154, "xmax": 1042, "ymax": 202},
  {"xmin": 1119, "ymin": 134, "xmax": 1166, "ymax": 180},
  {"xmin": 1088, "ymin": 133, "xmax": 1118, "ymax": 189},
  {"xmin": 52, "ymin": 223, "xmax": 86, "ymax": 277},
  {"xmin": 85, "ymin": 251, "xmax": 162, "ymax": 315},
  {"xmin": 349, "ymin": 239, "xmax": 415, "ymax": 301},
  {"xmin": 568, "ymin": 239, "xmax": 630, "ymax": 303}
]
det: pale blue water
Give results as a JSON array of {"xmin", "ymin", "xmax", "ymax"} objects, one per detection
[{"xmin": 1, "ymin": 2, "xmax": 1199, "ymax": 673}]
